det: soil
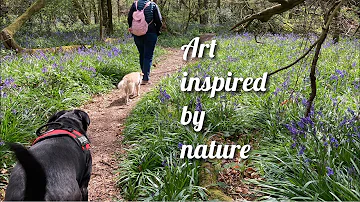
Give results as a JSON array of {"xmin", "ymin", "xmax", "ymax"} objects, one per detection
[{"xmin": 81, "ymin": 48, "xmax": 187, "ymax": 201}]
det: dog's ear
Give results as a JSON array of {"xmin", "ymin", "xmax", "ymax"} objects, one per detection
[
  {"xmin": 74, "ymin": 110, "xmax": 90, "ymax": 131},
  {"xmin": 48, "ymin": 110, "xmax": 68, "ymax": 123}
]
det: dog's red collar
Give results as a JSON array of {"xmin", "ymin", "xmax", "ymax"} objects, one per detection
[{"xmin": 33, "ymin": 129, "xmax": 90, "ymax": 151}]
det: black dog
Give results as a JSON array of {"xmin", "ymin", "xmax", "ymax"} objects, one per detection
[{"xmin": 5, "ymin": 109, "xmax": 92, "ymax": 201}]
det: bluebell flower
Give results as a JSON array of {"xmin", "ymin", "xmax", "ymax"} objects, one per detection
[
  {"xmin": 347, "ymin": 107, "xmax": 355, "ymax": 116},
  {"xmin": 1, "ymin": 92, "xmax": 7, "ymax": 98},
  {"xmin": 195, "ymin": 97, "xmax": 203, "ymax": 111},
  {"xmin": 4, "ymin": 77, "xmax": 14, "ymax": 88},
  {"xmin": 330, "ymin": 74, "xmax": 338, "ymax": 81},
  {"xmin": 178, "ymin": 143, "xmax": 183, "ymax": 149},
  {"xmin": 282, "ymin": 78, "xmax": 290, "ymax": 89},
  {"xmin": 335, "ymin": 69, "xmax": 345, "ymax": 78},
  {"xmin": 329, "ymin": 135, "xmax": 339, "ymax": 148},
  {"xmin": 352, "ymin": 62, "xmax": 356, "ymax": 67},
  {"xmin": 285, "ymin": 124, "xmax": 299, "ymax": 135},
  {"xmin": 301, "ymin": 98, "xmax": 308, "ymax": 106},
  {"xmin": 161, "ymin": 160, "xmax": 167, "ymax": 167},
  {"xmin": 42, "ymin": 67, "xmax": 48, "ymax": 73},
  {"xmin": 297, "ymin": 120, "xmax": 305, "ymax": 129},
  {"xmin": 326, "ymin": 166, "xmax": 334, "ymax": 176},
  {"xmin": 298, "ymin": 145, "xmax": 305, "ymax": 155},
  {"xmin": 273, "ymin": 88, "xmax": 280, "ymax": 96},
  {"xmin": 291, "ymin": 142, "xmax": 296, "ymax": 148},
  {"xmin": 331, "ymin": 97, "xmax": 337, "ymax": 106},
  {"xmin": 324, "ymin": 141, "xmax": 328, "ymax": 146}
]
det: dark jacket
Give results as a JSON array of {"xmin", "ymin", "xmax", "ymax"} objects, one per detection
[{"xmin": 128, "ymin": 0, "xmax": 163, "ymax": 35}]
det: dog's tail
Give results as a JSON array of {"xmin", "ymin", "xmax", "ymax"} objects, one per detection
[
  {"xmin": 117, "ymin": 79, "xmax": 126, "ymax": 90},
  {"xmin": 9, "ymin": 143, "xmax": 47, "ymax": 201}
]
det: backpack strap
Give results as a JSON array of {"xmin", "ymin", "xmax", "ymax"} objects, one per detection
[
  {"xmin": 135, "ymin": 1, "xmax": 138, "ymax": 11},
  {"xmin": 143, "ymin": 1, "xmax": 151, "ymax": 10},
  {"xmin": 135, "ymin": 1, "xmax": 151, "ymax": 11}
]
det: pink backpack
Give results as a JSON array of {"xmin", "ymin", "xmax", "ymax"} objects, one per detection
[{"xmin": 131, "ymin": 1, "xmax": 152, "ymax": 36}]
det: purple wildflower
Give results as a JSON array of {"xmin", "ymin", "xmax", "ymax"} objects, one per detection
[
  {"xmin": 273, "ymin": 88, "xmax": 280, "ymax": 96},
  {"xmin": 12, "ymin": 109, "xmax": 17, "ymax": 114},
  {"xmin": 335, "ymin": 69, "xmax": 345, "ymax": 78},
  {"xmin": 195, "ymin": 97, "xmax": 203, "ymax": 111},
  {"xmin": 285, "ymin": 124, "xmax": 299, "ymax": 135},
  {"xmin": 324, "ymin": 141, "xmax": 328, "ymax": 146},
  {"xmin": 326, "ymin": 166, "xmax": 334, "ymax": 176},
  {"xmin": 42, "ymin": 67, "xmax": 48, "ymax": 73},
  {"xmin": 301, "ymin": 117, "xmax": 314, "ymax": 125},
  {"xmin": 161, "ymin": 160, "xmax": 167, "ymax": 167},
  {"xmin": 329, "ymin": 135, "xmax": 339, "ymax": 148},
  {"xmin": 178, "ymin": 143, "xmax": 183, "ymax": 149},
  {"xmin": 291, "ymin": 142, "xmax": 296, "ymax": 148},
  {"xmin": 282, "ymin": 78, "xmax": 290, "ymax": 89},
  {"xmin": 331, "ymin": 97, "xmax": 337, "ymax": 106},
  {"xmin": 330, "ymin": 74, "xmax": 338, "ymax": 81},
  {"xmin": 1, "ymin": 92, "xmax": 7, "ymax": 98},
  {"xmin": 347, "ymin": 108, "xmax": 355, "ymax": 116},
  {"xmin": 301, "ymin": 98, "xmax": 308, "ymax": 106},
  {"xmin": 4, "ymin": 77, "xmax": 14, "ymax": 88},
  {"xmin": 297, "ymin": 120, "xmax": 305, "ymax": 129},
  {"xmin": 159, "ymin": 87, "xmax": 171, "ymax": 103},
  {"xmin": 298, "ymin": 145, "xmax": 305, "ymax": 155},
  {"xmin": 352, "ymin": 62, "xmax": 356, "ymax": 67}
]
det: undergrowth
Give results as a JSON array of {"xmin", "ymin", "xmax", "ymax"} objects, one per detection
[{"xmin": 119, "ymin": 34, "xmax": 359, "ymax": 200}]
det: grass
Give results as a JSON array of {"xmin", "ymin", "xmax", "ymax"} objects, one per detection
[
  {"xmin": 118, "ymin": 33, "xmax": 359, "ymax": 200},
  {"xmin": 0, "ymin": 34, "xmax": 165, "ymax": 194}
]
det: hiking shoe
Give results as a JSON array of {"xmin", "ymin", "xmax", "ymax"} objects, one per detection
[{"xmin": 141, "ymin": 80, "xmax": 151, "ymax": 85}]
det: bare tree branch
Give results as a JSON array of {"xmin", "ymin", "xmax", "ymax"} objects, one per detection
[
  {"xmin": 268, "ymin": 39, "xmax": 319, "ymax": 76},
  {"xmin": 305, "ymin": 0, "xmax": 344, "ymax": 117},
  {"xmin": 230, "ymin": 0, "xmax": 305, "ymax": 31}
]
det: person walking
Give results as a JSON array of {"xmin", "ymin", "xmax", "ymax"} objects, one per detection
[{"xmin": 128, "ymin": 0, "xmax": 162, "ymax": 85}]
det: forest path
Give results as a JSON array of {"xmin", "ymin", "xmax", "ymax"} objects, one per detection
[{"xmin": 81, "ymin": 47, "xmax": 186, "ymax": 201}]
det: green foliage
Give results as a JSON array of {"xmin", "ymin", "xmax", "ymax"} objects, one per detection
[
  {"xmin": 0, "ymin": 40, "xmax": 164, "ymax": 192},
  {"xmin": 119, "ymin": 33, "xmax": 359, "ymax": 200}
]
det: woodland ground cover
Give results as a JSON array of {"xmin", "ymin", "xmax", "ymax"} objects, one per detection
[
  {"xmin": 0, "ymin": 36, "xmax": 165, "ymax": 193},
  {"xmin": 119, "ymin": 34, "xmax": 359, "ymax": 200}
]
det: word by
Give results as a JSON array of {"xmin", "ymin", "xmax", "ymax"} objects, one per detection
[
  {"xmin": 180, "ymin": 141, "xmax": 251, "ymax": 159},
  {"xmin": 181, "ymin": 72, "xmax": 268, "ymax": 98},
  {"xmin": 180, "ymin": 106, "xmax": 205, "ymax": 132},
  {"xmin": 181, "ymin": 37, "xmax": 217, "ymax": 60}
]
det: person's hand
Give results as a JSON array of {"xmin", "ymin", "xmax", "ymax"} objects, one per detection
[{"xmin": 128, "ymin": 28, "xmax": 132, "ymax": 33}]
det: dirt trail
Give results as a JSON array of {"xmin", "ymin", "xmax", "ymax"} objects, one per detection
[{"xmin": 81, "ymin": 48, "xmax": 186, "ymax": 201}]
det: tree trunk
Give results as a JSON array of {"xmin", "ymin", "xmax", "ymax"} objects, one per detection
[
  {"xmin": 106, "ymin": 0, "xmax": 113, "ymax": 35},
  {"xmin": 216, "ymin": 0, "xmax": 220, "ymax": 8},
  {"xmin": 117, "ymin": 0, "xmax": 121, "ymax": 20},
  {"xmin": 199, "ymin": 0, "xmax": 208, "ymax": 25},
  {"xmin": 0, "ymin": 0, "xmax": 46, "ymax": 51},
  {"xmin": 72, "ymin": 0, "xmax": 90, "ymax": 25},
  {"xmin": 99, "ymin": 0, "xmax": 104, "ymax": 40},
  {"xmin": 100, "ymin": 0, "xmax": 107, "ymax": 34},
  {"xmin": 92, "ymin": 0, "xmax": 99, "ymax": 24},
  {"xmin": 332, "ymin": 12, "xmax": 340, "ymax": 43},
  {"xmin": 203, "ymin": 0, "xmax": 208, "ymax": 24}
]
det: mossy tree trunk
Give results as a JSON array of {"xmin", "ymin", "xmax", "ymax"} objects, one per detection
[{"xmin": 0, "ymin": 0, "xmax": 46, "ymax": 52}]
